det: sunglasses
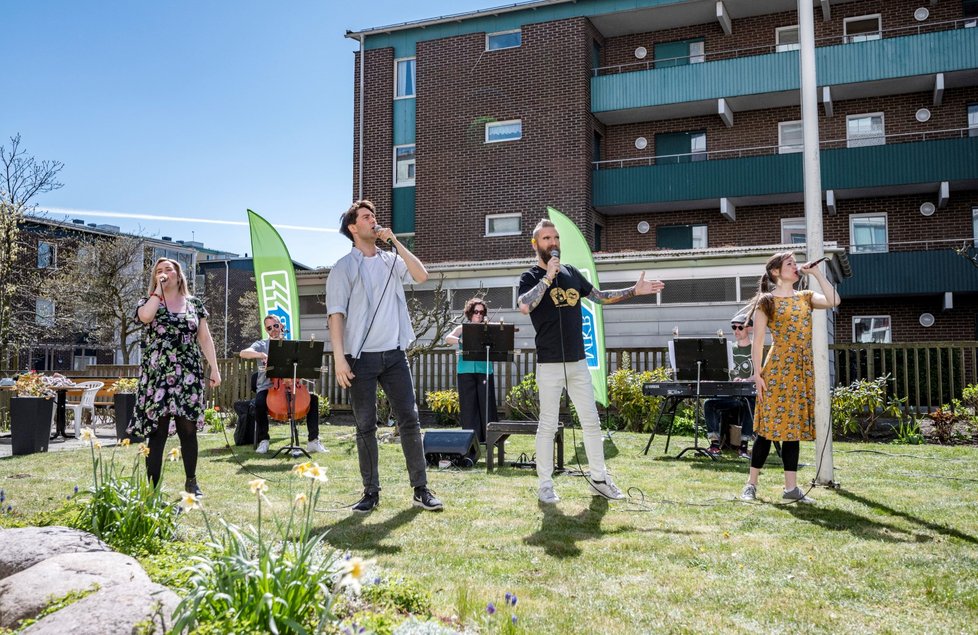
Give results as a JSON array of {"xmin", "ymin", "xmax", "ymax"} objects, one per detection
[
  {"xmin": 265, "ymin": 323, "xmax": 282, "ymax": 332},
  {"xmin": 472, "ymin": 309, "xmax": 487, "ymax": 315},
  {"xmin": 731, "ymin": 324, "xmax": 747, "ymax": 330}
]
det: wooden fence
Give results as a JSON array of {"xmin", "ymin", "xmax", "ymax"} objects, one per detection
[{"xmin": 2, "ymin": 342, "xmax": 974, "ymax": 423}]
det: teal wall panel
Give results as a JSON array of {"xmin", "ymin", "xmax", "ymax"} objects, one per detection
[
  {"xmin": 840, "ymin": 250, "xmax": 978, "ymax": 297},
  {"xmin": 393, "ymin": 98, "xmax": 416, "ymax": 146},
  {"xmin": 392, "ymin": 187, "xmax": 416, "ymax": 234}
]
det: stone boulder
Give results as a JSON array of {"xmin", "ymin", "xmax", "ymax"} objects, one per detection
[
  {"xmin": 0, "ymin": 551, "xmax": 150, "ymax": 628},
  {"xmin": 21, "ymin": 582, "xmax": 182, "ymax": 635},
  {"xmin": 0, "ymin": 527, "xmax": 112, "ymax": 580}
]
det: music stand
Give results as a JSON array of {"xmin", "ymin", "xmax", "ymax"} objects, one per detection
[
  {"xmin": 462, "ymin": 322, "xmax": 515, "ymax": 439},
  {"xmin": 671, "ymin": 337, "xmax": 730, "ymax": 460},
  {"xmin": 266, "ymin": 339, "xmax": 324, "ymax": 459}
]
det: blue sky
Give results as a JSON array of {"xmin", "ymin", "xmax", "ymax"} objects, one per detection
[{"xmin": 2, "ymin": 0, "xmax": 493, "ymax": 268}]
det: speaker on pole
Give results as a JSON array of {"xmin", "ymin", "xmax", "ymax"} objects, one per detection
[{"xmin": 423, "ymin": 429, "xmax": 481, "ymax": 468}]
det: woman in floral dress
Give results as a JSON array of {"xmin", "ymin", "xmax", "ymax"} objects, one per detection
[
  {"xmin": 134, "ymin": 257, "xmax": 221, "ymax": 496},
  {"xmin": 741, "ymin": 252, "xmax": 840, "ymax": 503}
]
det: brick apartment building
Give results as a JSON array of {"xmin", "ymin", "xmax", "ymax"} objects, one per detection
[{"xmin": 330, "ymin": 0, "xmax": 978, "ymax": 350}]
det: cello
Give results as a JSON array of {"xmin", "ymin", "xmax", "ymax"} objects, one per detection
[{"xmin": 265, "ymin": 377, "xmax": 311, "ymax": 422}]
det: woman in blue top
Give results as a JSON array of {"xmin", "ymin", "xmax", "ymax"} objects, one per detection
[{"xmin": 445, "ymin": 298, "xmax": 497, "ymax": 444}]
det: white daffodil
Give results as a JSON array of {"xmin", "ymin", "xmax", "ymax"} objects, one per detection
[
  {"xmin": 79, "ymin": 427, "xmax": 95, "ymax": 443},
  {"xmin": 180, "ymin": 491, "xmax": 200, "ymax": 511},
  {"xmin": 291, "ymin": 461, "xmax": 313, "ymax": 477},
  {"xmin": 335, "ymin": 556, "xmax": 375, "ymax": 594},
  {"xmin": 302, "ymin": 462, "xmax": 328, "ymax": 483},
  {"xmin": 249, "ymin": 478, "xmax": 269, "ymax": 496},
  {"xmin": 168, "ymin": 447, "xmax": 181, "ymax": 462},
  {"xmin": 294, "ymin": 492, "xmax": 308, "ymax": 506},
  {"xmin": 138, "ymin": 443, "xmax": 151, "ymax": 458}
]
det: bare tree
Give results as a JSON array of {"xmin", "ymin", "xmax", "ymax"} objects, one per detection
[
  {"xmin": 405, "ymin": 274, "xmax": 487, "ymax": 358},
  {"xmin": 0, "ymin": 135, "xmax": 65, "ymax": 365}
]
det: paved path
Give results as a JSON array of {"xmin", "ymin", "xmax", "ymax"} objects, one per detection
[{"xmin": 0, "ymin": 423, "xmax": 121, "ymax": 459}]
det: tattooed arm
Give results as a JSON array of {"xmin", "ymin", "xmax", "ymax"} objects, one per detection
[
  {"xmin": 518, "ymin": 277, "xmax": 552, "ymax": 315},
  {"xmin": 587, "ymin": 272, "xmax": 665, "ymax": 305}
]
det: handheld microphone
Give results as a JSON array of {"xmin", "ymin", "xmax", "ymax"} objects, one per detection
[
  {"xmin": 373, "ymin": 224, "xmax": 394, "ymax": 245},
  {"xmin": 802, "ymin": 256, "xmax": 828, "ymax": 270},
  {"xmin": 550, "ymin": 248, "xmax": 559, "ymax": 259}
]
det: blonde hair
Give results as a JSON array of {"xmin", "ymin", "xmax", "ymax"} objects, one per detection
[{"xmin": 146, "ymin": 257, "xmax": 190, "ymax": 296}]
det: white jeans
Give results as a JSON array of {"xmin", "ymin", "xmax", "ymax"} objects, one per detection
[{"xmin": 536, "ymin": 360, "xmax": 606, "ymax": 487}]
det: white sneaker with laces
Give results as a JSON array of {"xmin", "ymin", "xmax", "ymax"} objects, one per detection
[
  {"xmin": 782, "ymin": 486, "xmax": 815, "ymax": 504},
  {"xmin": 590, "ymin": 477, "xmax": 626, "ymax": 500},
  {"xmin": 306, "ymin": 439, "xmax": 327, "ymax": 453},
  {"xmin": 538, "ymin": 483, "xmax": 560, "ymax": 504},
  {"xmin": 256, "ymin": 440, "xmax": 269, "ymax": 454}
]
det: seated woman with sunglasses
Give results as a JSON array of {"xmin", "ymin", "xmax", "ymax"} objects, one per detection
[
  {"xmin": 239, "ymin": 314, "xmax": 326, "ymax": 455},
  {"xmin": 703, "ymin": 313, "xmax": 755, "ymax": 459},
  {"xmin": 445, "ymin": 298, "xmax": 498, "ymax": 444}
]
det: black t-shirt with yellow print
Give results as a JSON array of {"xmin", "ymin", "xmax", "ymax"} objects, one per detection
[{"xmin": 518, "ymin": 264, "xmax": 594, "ymax": 363}]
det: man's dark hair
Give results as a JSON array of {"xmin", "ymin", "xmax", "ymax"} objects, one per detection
[{"xmin": 340, "ymin": 199, "xmax": 376, "ymax": 242}]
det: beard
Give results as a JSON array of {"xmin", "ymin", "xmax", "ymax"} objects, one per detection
[{"xmin": 536, "ymin": 244, "xmax": 554, "ymax": 264}]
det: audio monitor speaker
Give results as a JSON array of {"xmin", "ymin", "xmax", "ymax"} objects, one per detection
[{"xmin": 423, "ymin": 429, "xmax": 481, "ymax": 468}]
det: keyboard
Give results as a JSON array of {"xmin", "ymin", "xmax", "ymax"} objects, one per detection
[{"xmin": 642, "ymin": 381, "xmax": 756, "ymax": 398}]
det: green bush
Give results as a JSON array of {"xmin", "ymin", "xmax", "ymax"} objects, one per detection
[
  {"xmin": 203, "ymin": 407, "xmax": 225, "ymax": 433},
  {"xmin": 316, "ymin": 393, "xmax": 332, "ymax": 419},
  {"xmin": 69, "ymin": 436, "xmax": 180, "ymax": 555},
  {"xmin": 377, "ymin": 388, "xmax": 394, "ymax": 425},
  {"xmin": 362, "ymin": 575, "xmax": 432, "ymax": 615},
  {"xmin": 425, "ymin": 390, "xmax": 460, "ymax": 425},
  {"xmin": 505, "ymin": 373, "xmax": 539, "ymax": 421},
  {"xmin": 606, "ymin": 357, "xmax": 672, "ymax": 433},
  {"xmin": 830, "ymin": 375, "xmax": 903, "ymax": 440}
]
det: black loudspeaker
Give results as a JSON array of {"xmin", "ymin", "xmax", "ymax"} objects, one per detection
[{"xmin": 423, "ymin": 429, "xmax": 481, "ymax": 468}]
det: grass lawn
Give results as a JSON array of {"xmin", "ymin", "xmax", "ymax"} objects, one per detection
[{"xmin": 2, "ymin": 423, "xmax": 977, "ymax": 634}]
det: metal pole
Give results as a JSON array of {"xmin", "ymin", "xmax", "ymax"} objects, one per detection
[
  {"xmin": 224, "ymin": 259, "xmax": 229, "ymax": 359},
  {"xmin": 798, "ymin": 0, "xmax": 835, "ymax": 486},
  {"xmin": 358, "ymin": 34, "xmax": 365, "ymax": 200}
]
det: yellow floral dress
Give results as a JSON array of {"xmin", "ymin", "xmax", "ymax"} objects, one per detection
[{"xmin": 754, "ymin": 290, "xmax": 815, "ymax": 442}]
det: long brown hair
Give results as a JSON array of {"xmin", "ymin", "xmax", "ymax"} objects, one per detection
[
  {"xmin": 146, "ymin": 257, "xmax": 190, "ymax": 297},
  {"xmin": 463, "ymin": 298, "xmax": 487, "ymax": 320},
  {"xmin": 748, "ymin": 251, "xmax": 795, "ymax": 320}
]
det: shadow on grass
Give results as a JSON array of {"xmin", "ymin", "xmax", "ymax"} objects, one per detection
[
  {"xmin": 523, "ymin": 497, "xmax": 617, "ymax": 558},
  {"xmin": 317, "ymin": 507, "xmax": 423, "ymax": 555},
  {"xmin": 831, "ymin": 488, "xmax": 978, "ymax": 546}
]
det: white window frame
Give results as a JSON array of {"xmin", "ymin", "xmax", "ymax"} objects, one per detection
[
  {"xmin": 486, "ymin": 29, "xmax": 521, "ymax": 51},
  {"xmin": 846, "ymin": 112, "xmax": 885, "ymax": 148},
  {"xmin": 778, "ymin": 120, "xmax": 804, "ymax": 154},
  {"xmin": 690, "ymin": 131, "xmax": 707, "ymax": 162},
  {"xmin": 485, "ymin": 119, "xmax": 522, "ymax": 144},
  {"xmin": 393, "ymin": 144, "xmax": 415, "ymax": 187},
  {"xmin": 844, "ymin": 14, "xmax": 882, "ymax": 44},
  {"xmin": 37, "ymin": 240, "xmax": 57, "ymax": 269},
  {"xmin": 852, "ymin": 316, "xmax": 892, "ymax": 344},
  {"xmin": 849, "ymin": 212, "xmax": 889, "ymax": 254},
  {"xmin": 485, "ymin": 213, "xmax": 522, "ymax": 237},
  {"xmin": 781, "ymin": 217, "xmax": 807, "ymax": 244},
  {"xmin": 35, "ymin": 298, "xmax": 55, "ymax": 327},
  {"xmin": 689, "ymin": 40, "xmax": 705, "ymax": 64},
  {"xmin": 691, "ymin": 224, "xmax": 708, "ymax": 249},
  {"xmin": 775, "ymin": 25, "xmax": 800, "ymax": 52},
  {"xmin": 968, "ymin": 103, "xmax": 978, "ymax": 137},
  {"xmin": 972, "ymin": 207, "xmax": 977, "ymax": 242},
  {"xmin": 394, "ymin": 57, "xmax": 416, "ymax": 99}
]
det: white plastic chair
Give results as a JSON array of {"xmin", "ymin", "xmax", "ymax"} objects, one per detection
[{"xmin": 66, "ymin": 381, "xmax": 104, "ymax": 437}]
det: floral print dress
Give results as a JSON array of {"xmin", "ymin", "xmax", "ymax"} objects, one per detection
[
  {"xmin": 133, "ymin": 296, "xmax": 209, "ymax": 435},
  {"xmin": 753, "ymin": 290, "xmax": 815, "ymax": 442}
]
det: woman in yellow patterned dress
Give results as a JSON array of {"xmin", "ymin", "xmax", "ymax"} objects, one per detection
[{"xmin": 740, "ymin": 252, "xmax": 840, "ymax": 503}]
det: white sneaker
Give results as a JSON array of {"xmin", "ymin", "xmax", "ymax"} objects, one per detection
[
  {"xmin": 306, "ymin": 439, "xmax": 327, "ymax": 454},
  {"xmin": 782, "ymin": 486, "xmax": 815, "ymax": 504},
  {"xmin": 256, "ymin": 440, "xmax": 269, "ymax": 454},
  {"xmin": 538, "ymin": 483, "xmax": 560, "ymax": 504},
  {"xmin": 590, "ymin": 477, "xmax": 626, "ymax": 500}
]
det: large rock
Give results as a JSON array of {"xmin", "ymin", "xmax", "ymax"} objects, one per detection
[
  {"xmin": 0, "ymin": 527, "xmax": 112, "ymax": 580},
  {"xmin": 0, "ymin": 551, "xmax": 150, "ymax": 628},
  {"xmin": 21, "ymin": 582, "xmax": 182, "ymax": 635}
]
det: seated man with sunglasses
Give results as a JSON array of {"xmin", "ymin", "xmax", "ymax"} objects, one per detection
[
  {"xmin": 239, "ymin": 314, "xmax": 327, "ymax": 455},
  {"xmin": 704, "ymin": 314, "xmax": 755, "ymax": 459}
]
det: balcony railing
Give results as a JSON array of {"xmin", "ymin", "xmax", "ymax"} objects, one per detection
[
  {"xmin": 593, "ymin": 18, "xmax": 976, "ymax": 77},
  {"xmin": 593, "ymin": 127, "xmax": 976, "ymax": 170}
]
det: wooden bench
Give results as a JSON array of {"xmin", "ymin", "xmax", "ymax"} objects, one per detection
[{"xmin": 485, "ymin": 420, "xmax": 564, "ymax": 473}]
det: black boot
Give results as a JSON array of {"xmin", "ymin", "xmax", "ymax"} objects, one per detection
[{"xmin": 185, "ymin": 478, "xmax": 203, "ymax": 497}]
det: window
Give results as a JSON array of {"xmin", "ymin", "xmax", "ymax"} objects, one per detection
[
  {"xmin": 778, "ymin": 120, "xmax": 804, "ymax": 154},
  {"xmin": 37, "ymin": 241, "xmax": 56, "ymax": 268},
  {"xmin": 847, "ymin": 113, "xmax": 885, "ymax": 148},
  {"xmin": 656, "ymin": 131, "xmax": 707, "ymax": 164},
  {"xmin": 393, "ymin": 145, "xmax": 415, "ymax": 186},
  {"xmin": 972, "ymin": 207, "xmax": 977, "ymax": 242},
  {"xmin": 594, "ymin": 223, "xmax": 603, "ymax": 252},
  {"xmin": 781, "ymin": 218, "xmax": 807, "ymax": 244},
  {"xmin": 969, "ymin": 104, "xmax": 978, "ymax": 137},
  {"xmin": 486, "ymin": 213, "xmax": 521, "ymax": 237},
  {"xmin": 657, "ymin": 224, "xmax": 707, "ymax": 250},
  {"xmin": 395, "ymin": 58, "xmax": 416, "ymax": 98},
  {"xmin": 36, "ymin": 298, "xmax": 55, "ymax": 327},
  {"xmin": 776, "ymin": 26, "xmax": 799, "ymax": 52},
  {"xmin": 844, "ymin": 15, "xmax": 881, "ymax": 43},
  {"xmin": 451, "ymin": 287, "xmax": 514, "ymax": 311},
  {"xmin": 485, "ymin": 120, "xmax": 522, "ymax": 143},
  {"xmin": 654, "ymin": 39, "xmax": 705, "ymax": 68},
  {"xmin": 853, "ymin": 316, "xmax": 891, "ymax": 343},
  {"xmin": 661, "ymin": 278, "xmax": 737, "ymax": 304},
  {"xmin": 487, "ymin": 30, "xmax": 521, "ymax": 51},
  {"xmin": 396, "ymin": 234, "xmax": 415, "ymax": 251},
  {"xmin": 850, "ymin": 213, "xmax": 888, "ymax": 253}
]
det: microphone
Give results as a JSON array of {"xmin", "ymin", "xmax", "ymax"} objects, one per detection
[
  {"xmin": 550, "ymin": 248, "xmax": 559, "ymax": 259},
  {"xmin": 374, "ymin": 224, "xmax": 394, "ymax": 245},
  {"xmin": 802, "ymin": 256, "xmax": 828, "ymax": 270}
]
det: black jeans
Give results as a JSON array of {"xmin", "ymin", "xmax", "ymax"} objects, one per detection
[
  {"xmin": 457, "ymin": 372, "xmax": 496, "ymax": 444},
  {"xmin": 254, "ymin": 390, "xmax": 320, "ymax": 442},
  {"xmin": 347, "ymin": 349, "xmax": 427, "ymax": 494},
  {"xmin": 704, "ymin": 396, "xmax": 755, "ymax": 440}
]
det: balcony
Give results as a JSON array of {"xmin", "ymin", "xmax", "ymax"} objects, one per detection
[
  {"xmin": 839, "ymin": 241, "xmax": 978, "ymax": 298},
  {"xmin": 592, "ymin": 20, "xmax": 978, "ymax": 124},
  {"xmin": 592, "ymin": 130, "xmax": 978, "ymax": 213}
]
